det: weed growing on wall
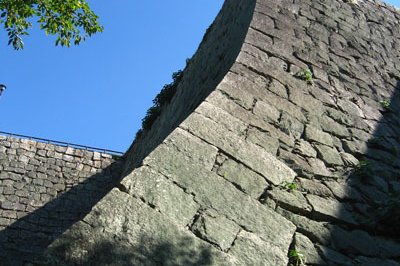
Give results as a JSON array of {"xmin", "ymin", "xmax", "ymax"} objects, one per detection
[
  {"xmin": 294, "ymin": 69, "xmax": 313, "ymax": 85},
  {"xmin": 141, "ymin": 66, "xmax": 186, "ymax": 131},
  {"xmin": 379, "ymin": 99, "xmax": 391, "ymax": 110},
  {"xmin": 281, "ymin": 181, "xmax": 298, "ymax": 192},
  {"xmin": 289, "ymin": 249, "xmax": 305, "ymax": 266},
  {"xmin": 355, "ymin": 159, "xmax": 371, "ymax": 173}
]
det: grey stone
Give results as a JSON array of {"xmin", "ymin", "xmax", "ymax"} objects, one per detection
[
  {"xmin": 293, "ymin": 233, "xmax": 326, "ymax": 265},
  {"xmin": 320, "ymin": 115, "xmax": 350, "ymax": 138},
  {"xmin": 330, "ymin": 227, "xmax": 380, "ymax": 257},
  {"xmin": 307, "ymin": 194, "xmax": 357, "ymax": 224},
  {"xmin": 197, "ymin": 101, "xmax": 247, "ymax": 136},
  {"xmin": 268, "ymin": 80, "xmax": 288, "ymax": 98},
  {"xmin": 41, "ymin": 189, "xmax": 230, "ymax": 265},
  {"xmin": 228, "ymin": 231, "xmax": 289, "ymax": 266},
  {"xmin": 147, "ymin": 127, "xmax": 218, "ymax": 171},
  {"xmin": 342, "ymin": 139, "xmax": 368, "ymax": 155},
  {"xmin": 288, "ymin": 86, "xmax": 325, "ymax": 114},
  {"xmin": 144, "ymin": 129, "xmax": 296, "ymax": 250},
  {"xmin": 267, "ymin": 188, "xmax": 312, "ymax": 214},
  {"xmin": 191, "ymin": 209, "xmax": 240, "ymax": 251},
  {"xmin": 4, "ymin": 0, "xmax": 400, "ymax": 264},
  {"xmin": 362, "ymin": 103, "xmax": 383, "ymax": 121},
  {"xmin": 279, "ymin": 150, "xmax": 314, "ymax": 177},
  {"xmin": 323, "ymin": 181, "xmax": 362, "ymax": 201},
  {"xmin": 337, "ymin": 98, "xmax": 364, "ymax": 118},
  {"xmin": 181, "ymin": 112, "xmax": 296, "ymax": 185},
  {"xmin": 298, "ymin": 178, "xmax": 333, "ymax": 197},
  {"xmin": 306, "ymin": 158, "xmax": 336, "ymax": 178},
  {"xmin": 216, "ymin": 72, "xmax": 255, "ymax": 110},
  {"xmin": 277, "ymin": 208, "xmax": 331, "ymax": 245},
  {"xmin": 62, "ymin": 155, "xmax": 74, "ymax": 162},
  {"xmin": 293, "ymin": 139, "xmax": 317, "ymax": 158},
  {"xmin": 253, "ymin": 100, "xmax": 281, "ymax": 123},
  {"xmin": 339, "ymin": 152, "xmax": 359, "ymax": 167},
  {"xmin": 93, "ymin": 152, "xmax": 101, "ymax": 160},
  {"xmin": 121, "ymin": 166, "xmax": 200, "ymax": 226},
  {"xmin": 316, "ymin": 245, "xmax": 352, "ymax": 265},
  {"xmin": 315, "ymin": 144, "xmax": 344, "ymax": 166},
  {"xmin": 278, "ymin": 112, "xmax": 304, "ymax": 139},
  {"xmin": 304, "ymin": 126, "xmax": 334, "ymax": 146},
  {"xmin": 246, "ymin": 127, "xmax": 280, "ymax": 155},
  {"xmin": 218, "ymin": 159, "xmax": 268, "ymax": 198}
]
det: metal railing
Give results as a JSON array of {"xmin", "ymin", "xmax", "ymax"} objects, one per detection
[{"xmin": 0, "ymin": 131, "xmax": 124, "ymax": 156}]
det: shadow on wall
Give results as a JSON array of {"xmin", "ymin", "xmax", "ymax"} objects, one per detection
[
  {"xmin": 38, "ymin": 235, "xmax": 213, "ymax": 266},
  {"xmin": 325, "ymin": 80, "xmax": 400, "ymax": 263},
  {"xmin": 0, "ymin": 160, "xmax": 123, "ymax": 265}
]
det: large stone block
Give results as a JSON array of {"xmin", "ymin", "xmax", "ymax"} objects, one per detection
[{"xmin": 180, "ymin": 112, "xmax": 296, "ymax": 185}]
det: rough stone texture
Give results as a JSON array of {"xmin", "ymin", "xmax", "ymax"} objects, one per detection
[
  {"xmin": 293, "ymin": 232, "xmax": 326, "ymax": 265},
  {"xmin": 3, "ymin": 0, "xmax": 400, "ymax": 264},
  {"xmin": 0, "ymin": 136, "xmax": 123, "ymax": 264}
]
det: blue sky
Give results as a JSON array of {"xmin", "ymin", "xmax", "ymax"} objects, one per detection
[
  {"xmin": 0, "ymin": 1, "xmax": 224, "ymax": 152},
  {"xmin": 0, "ymin": 0, "xmax": 399, "ymax": 153}
]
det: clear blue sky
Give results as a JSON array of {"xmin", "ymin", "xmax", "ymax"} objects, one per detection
[
  {"xmin": 0, "ymin": 1, "xmax": 224, "ymax": 152},
  {"xmin": 0, "ymin": 0, "xmax": 399, "ymax": 152}
]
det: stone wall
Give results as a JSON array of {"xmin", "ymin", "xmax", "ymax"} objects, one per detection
[
  {"xmin": 123, "ymin": 0, "xmax": 256, "ymax": 174},
  {"xmin": 5, "ymin": 0, "xmax": 400, "ymax": 265},
  {"xmin": 0, "ymin": 135, "xmax": 123, "ymax": 264}
]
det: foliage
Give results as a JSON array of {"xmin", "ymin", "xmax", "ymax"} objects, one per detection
[
  {"xmin": 379, "ymin": 100, "xmax": 391, "ymax": 110},
  {"xmin": 153, "ymin": 70, "xmax": 183, "ymax": 108},
  {"xmin": 0, "ymin": 0, "xmax": 103, "ymax": 49},
  {"xmin": 294, "ymin": 69, "xmax": 313, "ymax": 85},
  {"xmin": 289, "ymin": 249, "xmax": 305, "ymax": 266},
  {"xmin": 281, "ymin": 181, "xmax": 298, "ymax": 191},
  {"xmin": 141, "ymin": 70, "xmax": 184, "ymax": 131},
  {"xmin": 111, "ymin": 154, "xmax": 122, "ymax": 160},
  {"xmin": 142, "ymin": 106, "xmax": 161, "ymax": 131},
  {"xmin": 358, "ymin": 159, "xmax": 370, "ymax": 168},
  {"xmin": 354, "ymin": 159, "xmax": 371, "ymax": 175}
]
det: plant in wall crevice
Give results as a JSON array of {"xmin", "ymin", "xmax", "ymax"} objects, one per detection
[
  {"xmin": 289, "ymin": 249, "xmax": 305, "ymax": 266},
  {"xmin": 294, "ymin": 68, "xmax": 313, "ymax": 85}
]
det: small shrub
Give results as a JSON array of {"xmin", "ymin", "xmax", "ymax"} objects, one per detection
[
  {"xmin": 281, "ymin": 181, "xmax": 298, "ymax": 191},
  {"xmin": 358, "ymin": 159, "xmax": 370, "ymax": 168},
  {"xmin": 380, "ymin": 100, "xmax": 391, "ymax": 110},
  {"xmin": 111, "ymin": 154, "xmax": 122, "ymax": 160},
  {"xmin": 354, "ymin": 159, "xmax": 372, "ymax": 176},
  {"xmin": 294, "ymin": 68, "xmax": 313, "ymax": 85},
  {"xmin": 289, "ymin": 249, "xmax": 305, "ymax": 266},
  {"xmin": 141, "ymin": 106, "xmax": 161, "ymax": 130},
  {"xmin": 141, "ymin": 69, "xmax": 185, "ymax": 131}
]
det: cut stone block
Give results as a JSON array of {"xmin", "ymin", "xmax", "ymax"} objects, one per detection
[
  {"xmin": 228, "ymin": 231, "xmax": 289, "ymax": 265},
  {"xmin": 293, "ymin": 233, "xmax": 326, "ymax": 265},
  {"xmin": 191, "ymin": 209, "xmax": 240, "ymax": 251},
  {"xmin": 121, "ymin": 166, "xmax": 200, "ymax": 226},
  {"xmin": 218, "ymin": 159, "xmax": 268, "ymax": 198},
  {"xmin": 307, "ymin": 194, "xmax": 356, "ymax": 225},
  {"xmin": 181, "ymin": 112, "xmax": 296, "ymax": 185},
  {"xmin": 304, "ymin": 126, "xmax": 334, "ymax": 146}
]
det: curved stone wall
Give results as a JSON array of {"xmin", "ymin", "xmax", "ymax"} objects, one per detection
[
  {"xmin": 0, "ymin": 136, "xmax": 123, "ymax": 264},
  {"xmin": 4, "ymin": 0, "xmax": 400, "ymax": 265},
  {"xmin": 123, "ymin": 0, "xmax": 256, "ymax": 175}
]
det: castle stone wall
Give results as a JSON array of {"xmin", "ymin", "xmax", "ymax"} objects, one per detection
[
  {"xmin": 3, "ymin": 0, "xmax": 400, "ymax": 265},
  {"xmin": 123, "ymin": 0, "xmax": 256, "ymax": 175},
  {"xmin": 0, "ymin": 135, "xmax": 123, "ymax": 264}
]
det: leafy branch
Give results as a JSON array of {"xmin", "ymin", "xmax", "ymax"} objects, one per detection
[{"xmin": 0, "ymin": 0, "xmax": 103, "ymax": 49}]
